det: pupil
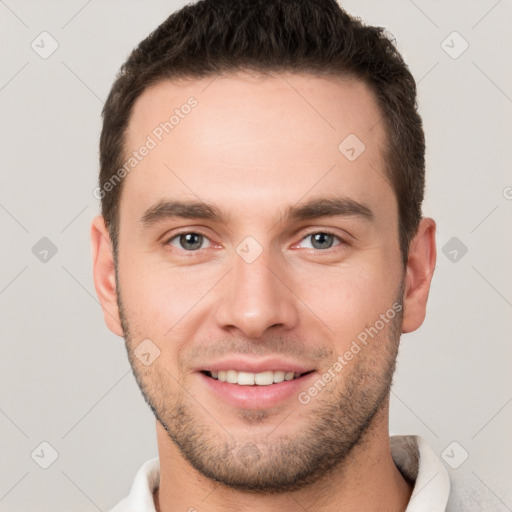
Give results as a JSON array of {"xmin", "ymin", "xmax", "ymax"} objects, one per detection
[
  {"xmin": 312, "ymin": 233, "xmax": 333, "ymax": 249},
  {"xmin": 181, "ymin": 233, "xmax": 202, "ymax": 250}
]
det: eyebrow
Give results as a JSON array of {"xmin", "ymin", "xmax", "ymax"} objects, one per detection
[{"xmin": 139, "ymin": 196, "xmax": 374, "ymax": 227}]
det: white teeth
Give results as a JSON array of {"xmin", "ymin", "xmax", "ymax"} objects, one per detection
[
  {"xmin": 237, "ymin": 371, "xmax": 255, "ymax": 385},
  {"xmin": 211, "ymin": 370, "xmax": 303, "ymax": 385},
  {"xmin": 273, "ymin": 371, "xmax": 285, "ymax": 383},
  {"xmin": 254, "ymin": 371, "xmax": 274, "ymax": 385},
  {"xmin": 226, "ymin": 369, "xmax": 237, "ymax": 384}
]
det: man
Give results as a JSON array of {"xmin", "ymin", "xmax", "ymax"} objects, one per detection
[{"xmin": 91, "ymin": 0, "xmax": 470, "ymax": 510}]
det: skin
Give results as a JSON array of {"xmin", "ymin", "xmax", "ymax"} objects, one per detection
[{"xmin": 91, "ymin": 72, "xmax": 436, "ymax": 511}]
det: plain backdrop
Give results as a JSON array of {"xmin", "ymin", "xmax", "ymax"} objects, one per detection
[{"xmin": 1, "ymin": 0, "xmax": 511, "ymax": 510}]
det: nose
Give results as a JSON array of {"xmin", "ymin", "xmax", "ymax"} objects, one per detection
[{"xmin": 214, "ymin": 247, "xmax": 300, "ymax": 339}]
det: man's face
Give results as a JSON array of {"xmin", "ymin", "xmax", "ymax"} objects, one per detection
[{"xmin": 114, "ymin": 72, "xmax": 405, "ymax": 491}]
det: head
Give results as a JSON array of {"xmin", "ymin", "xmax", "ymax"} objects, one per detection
[{"xmin": 92, "ymin": 0, "xmax": 436, "ymax": 494}]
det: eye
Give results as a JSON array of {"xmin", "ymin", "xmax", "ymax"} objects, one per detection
[
  {"xmin": 297, "ymin": 231, "xmax": 344, "ymax": 250},
  {"xmin": 166, "ymin": 232, "xmax": 211, "ymax": 251}
]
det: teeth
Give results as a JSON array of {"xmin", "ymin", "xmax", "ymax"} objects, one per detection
[
  {"xmin": 273, "ymin": 371, "xmax": 285, "ymax": 383},
  {"xmin": 254, "ymin": 371, "xmax": 273, "ymax": 385},
  {"xmin": 237, "ymin": 371, "xmax": 255, "ymax": 385},
  {"xmin": 211, "ymin": 370, "xmax": 302, "ymax": 385}
]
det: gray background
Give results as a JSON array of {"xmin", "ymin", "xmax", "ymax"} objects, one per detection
[{"xmin": 1, "ymin": 0, "xmax": 511, "ymax": 510}]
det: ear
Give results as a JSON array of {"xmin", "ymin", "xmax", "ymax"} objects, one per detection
[
  {"xmin": 401, "ymin": 217, "xmax": 437, "ymax": 334},
  {"xmin": 90, "ymin": 215, "xmax": 124, "ymax": 337}
]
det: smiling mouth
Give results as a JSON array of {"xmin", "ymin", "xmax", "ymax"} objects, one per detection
[{"xmin": 202, "ymin": 370, "xmax": 314, "ymax": 386}]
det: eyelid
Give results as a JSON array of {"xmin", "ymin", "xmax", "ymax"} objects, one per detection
[
  {"xmin": 161, "ymin": 224, "xmax": 214, "ymax": 240},
  {"xmin": 300, "ymin": 228, "xmax": 349, "ymax": 240}
]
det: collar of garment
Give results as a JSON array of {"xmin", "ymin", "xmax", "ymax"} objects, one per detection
[{"xmin": 108, "ymin": 435, "xmax": 450, "ymax": 512}]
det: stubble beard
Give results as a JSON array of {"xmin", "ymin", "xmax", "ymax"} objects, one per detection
[{"xmin": 116, "ymin": 273, "xmax": 404, "ymax": 494}]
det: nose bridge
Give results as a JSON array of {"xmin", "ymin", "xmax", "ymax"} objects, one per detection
[{"xmin": 214, "ymin": 242, "xmax": 299, "ymax": 338}]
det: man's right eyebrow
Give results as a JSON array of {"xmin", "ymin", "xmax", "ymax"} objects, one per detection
[{"xmin": 139, "ymin": 200, "xmax": 226, "ymax": 227}]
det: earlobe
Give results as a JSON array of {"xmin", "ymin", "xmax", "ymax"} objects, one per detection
[
  {"xmin": 401, "ymin": 217, "xmax": 437, "ymax": 334},
  {"xmin": 90, "ymin": 215, "xmax": 124, "ymax": 337}
]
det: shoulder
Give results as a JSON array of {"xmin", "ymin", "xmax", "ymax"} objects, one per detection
[{"xmin": 446, "ymin": 470, "xmax": 511, "ymax": 512}]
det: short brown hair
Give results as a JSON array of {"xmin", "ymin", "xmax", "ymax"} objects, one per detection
[{"xmin": 99, "ymin": 0, "xmax": 425, "ymax": 266}]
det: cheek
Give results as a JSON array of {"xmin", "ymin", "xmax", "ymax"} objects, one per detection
[
  {"xmin": 293, "ymin": 260, "xmax": 400, "ymax": 344},
  {"xmin": 118, "ymin": 257, "xmax": 217, "ymax": 339}
]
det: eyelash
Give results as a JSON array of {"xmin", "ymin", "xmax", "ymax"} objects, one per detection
[{"xmin": 163, "ymin": 230, "xmax": 348, "ymax": 252}]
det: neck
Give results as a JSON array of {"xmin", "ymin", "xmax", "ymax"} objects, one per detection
[{"xmin": 154, "ymin": 402, "xmax": 412, "ymax": 512}]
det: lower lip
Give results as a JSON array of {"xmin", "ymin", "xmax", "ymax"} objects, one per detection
[{"xmin": 199, "ymin": 372, "xmax": 317, "ymax": 409}]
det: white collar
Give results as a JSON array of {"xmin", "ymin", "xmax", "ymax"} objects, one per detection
[{"xmin": 109, "ymin": 435, "xmax": 450, "ymax": 511}]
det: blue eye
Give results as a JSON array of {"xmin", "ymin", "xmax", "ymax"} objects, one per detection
[
  {"xmin": 164, "ymin": 231, "xmax": 345, "ymax": 253},
  {"xmin": 167, "ymin": 232, "xmax": 211, "ymax": 251},
  {"xmin": 299, "ymin": 232, "xmax": 342, "ymax": 250}
]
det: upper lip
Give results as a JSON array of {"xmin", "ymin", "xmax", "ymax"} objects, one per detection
[{"xmin": 195, "ymin": 357, "xmax": 315, "ymax": 375}]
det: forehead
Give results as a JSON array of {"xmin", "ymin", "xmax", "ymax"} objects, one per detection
[{"xmin": 121, "ymin": 71, "xmax": 395, "ymax": 230}]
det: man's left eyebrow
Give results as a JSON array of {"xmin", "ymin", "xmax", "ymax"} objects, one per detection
[{"xmin": 282, "ymin": 196, "xmax": 375, "ymax": 224}]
